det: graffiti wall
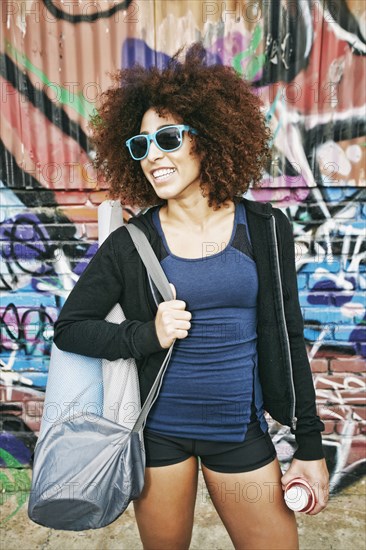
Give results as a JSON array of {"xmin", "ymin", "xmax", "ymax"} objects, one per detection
[{"xmin": 1, "ymin": 0, "xmax": 365, "ymax": 504}]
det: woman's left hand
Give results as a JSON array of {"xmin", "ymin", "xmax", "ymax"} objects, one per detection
[{"xmin": 281, "ymin": 458, "xmax": 330, "ymax": 515}]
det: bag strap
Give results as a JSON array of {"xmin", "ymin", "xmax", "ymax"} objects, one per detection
[
  {"xmin": 124, "ymin": 224, "xmax": 175, "ymax": 433},
  {"xmin": 54, "ymin": 219, "xmax": 175, "ymax": 430},
  {"xmin": 125, "ymin": 224, "xmax": 172, "ymax": 302},
  {"xmin": 132, "ymin": 344, "xmax": 174, "ymax": 433}
]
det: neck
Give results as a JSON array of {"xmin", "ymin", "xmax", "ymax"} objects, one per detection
[{"xmin": 161, "ymin": 196, "xmax": 235, "ymax": 231}]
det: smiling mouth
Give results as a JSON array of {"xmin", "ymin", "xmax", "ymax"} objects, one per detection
[{"xmin": 152, "ymin": 168, "xmax": 176, "ymax": 181}]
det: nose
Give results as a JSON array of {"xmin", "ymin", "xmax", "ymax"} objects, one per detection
[{"xmin": 146, "ymin": 138, "xmax": 163, "ymax": 161}]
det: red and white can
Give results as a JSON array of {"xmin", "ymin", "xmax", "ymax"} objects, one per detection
[{"xmin": 284, "ymin": 477, "xmax": 316, "ymax": 513}]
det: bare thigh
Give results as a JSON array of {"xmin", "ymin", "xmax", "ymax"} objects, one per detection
[
  {"xmin": 133, "ymin": 457, "xmax": 198, "ymax": 550},
  {"xmin": 201, "ymin": 458, "xmax": 299, "ymax": 550}
]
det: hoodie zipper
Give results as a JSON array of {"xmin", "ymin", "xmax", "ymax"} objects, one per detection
[{"xmin": 270, "ymin": 215, "xmax": 297, "ymax": 431}]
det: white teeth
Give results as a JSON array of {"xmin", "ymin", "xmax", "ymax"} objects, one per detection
[{"xmin": 152, "ymin": 168, "xmax": 176, "ymax": 179}]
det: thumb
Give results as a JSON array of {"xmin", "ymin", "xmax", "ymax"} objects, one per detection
[
  {"xmin": 281, "ymin": 469, "xmax": 297, "ymax": 490},
  {"xmin": 169, "ymin": 283, "xmax": 176, "ymax": 300}
]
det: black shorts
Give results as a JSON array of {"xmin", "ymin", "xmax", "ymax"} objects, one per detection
[{"xmin": 143, "ymin": 419, "xmax": 277, "ymax": 474}]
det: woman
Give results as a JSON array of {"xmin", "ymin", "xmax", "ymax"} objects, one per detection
[{"xmin": 54, "ymin": 43, "xmax": 329, "ymax": 549}]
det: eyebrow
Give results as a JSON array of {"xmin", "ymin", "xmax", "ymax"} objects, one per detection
[{"xmin": 139, "ymin": 124, "xmax": 173, "ymax": 135}]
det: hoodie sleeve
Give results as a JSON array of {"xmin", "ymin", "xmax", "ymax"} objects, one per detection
[
  {"xmin": 53, "ymin": 228, "xmax": 165, "ymax": 361},
  {"xmin": 275, "ymin": 208, "xmax": 325, "ymax": 461}
]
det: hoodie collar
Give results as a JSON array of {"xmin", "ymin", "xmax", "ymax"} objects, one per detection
[{"xmin": 241, "ymin": 197, "xmax": 273, "ymax": 218}]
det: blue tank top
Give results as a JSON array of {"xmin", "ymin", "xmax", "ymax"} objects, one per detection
[{"xmin": 146, "ymin": 201, "xmax": 268, "ymax": 442}]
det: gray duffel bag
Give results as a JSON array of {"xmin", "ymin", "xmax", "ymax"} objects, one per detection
[{"xmin": 28, "ymin": 224, "xmax": 174, "ymax": 530}]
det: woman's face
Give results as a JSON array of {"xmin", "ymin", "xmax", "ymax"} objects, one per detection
[{"xmin": 139, "ymin": 108, "xmax": 202, "ymax": 202}]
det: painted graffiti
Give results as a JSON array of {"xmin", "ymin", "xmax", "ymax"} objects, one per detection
[
  {"xmin": 0, "ymin": 448, "xmax": 31, "ymax": 524},
  {"xmin": 43, "ymin": 0, "xmax": 135, "ymax": 24},
  {"xmin": 0, "ymin": 0, "xmax": 365, "ymax": 503}
]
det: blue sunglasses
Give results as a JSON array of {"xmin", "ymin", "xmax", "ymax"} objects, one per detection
[{"xmin": 125, "ymin": 124, "xmax": 198, "ymax": 161}]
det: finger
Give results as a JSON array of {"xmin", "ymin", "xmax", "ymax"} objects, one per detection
[
  {"xmin": 163, "ymin": 319, "xmax": 191, "ymax": 334},
  {"xmin": 174, "ymin": 320, "xmax": 191, "ymax": 330},
  {"xmin": 307, "ymin": 501, "xmax": 326, "ymax": 515},
  {"xmin": 281, "ymin": 472, "xmax": 299, "ymax": 490},
  {"xmin": 307, "ymin": 486, "xmax": 329, "ymax": 515},
  {"xmin": 174, "ymin": 311, "xmax": 192, "ymax": 321},
  {"xmin": 175, "ymin": 329, "xmax": 189, "ymax": 339},
  {"xmin": 161, "ymin": 313, "xmax": 191, "ymax": 331},
  {"xmin": 160, "ymin": 299, "xmax": 188, "ymax": 311},
  {"xmin": 312, "ymin": 482, "xmax": 329, "ymax": 502},
  {"xmin": 311, "ymin": 493, "xmax": 328, "ymax": 514},
  {"xmin": 307, "ymin": 505, "xmax": 321, "ymax": 515}
]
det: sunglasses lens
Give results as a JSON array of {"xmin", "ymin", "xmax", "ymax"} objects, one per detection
[
  {"xmin": 156, "ymin": 127, "xmax": 182, "ymax": 151},
  {"xmin": 128, "ymin": 127, "xmax": 186, "ymax": 159},
  {"xmin": 130, "ymin": 136, "xmax": 148, "ymax": 159}
]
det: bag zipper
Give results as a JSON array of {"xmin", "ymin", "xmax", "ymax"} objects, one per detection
[{"xmin": 270, "ymin": 215, "xmax": 297, "ymax": 431}]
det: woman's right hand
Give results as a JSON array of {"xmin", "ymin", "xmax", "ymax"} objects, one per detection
[{"xmin": 155, "ymin": 284, "xmax": 192, "ymax": 348}]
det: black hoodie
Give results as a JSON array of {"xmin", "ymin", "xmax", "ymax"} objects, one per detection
[{"xmin": 53, "ymin": 197, "xmax": 325, "ymax": 460}]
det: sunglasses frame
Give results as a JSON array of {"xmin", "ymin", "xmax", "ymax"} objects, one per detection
[{"xmin": 125, "ymin": 124, "xmax": 198, "ymax": 161}]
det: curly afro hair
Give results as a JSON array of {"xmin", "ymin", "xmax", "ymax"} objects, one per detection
[{"xmin": 89, "ymin": 42, "xmax": 272, "ymax": 210}]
